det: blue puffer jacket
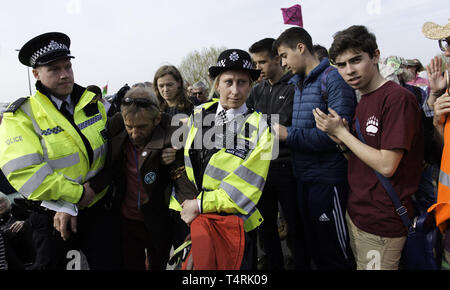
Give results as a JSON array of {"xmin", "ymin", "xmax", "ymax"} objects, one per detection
[{"xmin": 286, "ymin": 58, "xmax": 356, "ymax": 184}]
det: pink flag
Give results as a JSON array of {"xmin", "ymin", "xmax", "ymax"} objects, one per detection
[{"xmin": 281, "ymin": 4, "xmax": 303, "ymax": 27}]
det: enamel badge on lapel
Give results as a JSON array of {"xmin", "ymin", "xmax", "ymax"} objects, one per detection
[{"xmin": 144, "ymin": 172, "xmax": 156, "ymax": 184}]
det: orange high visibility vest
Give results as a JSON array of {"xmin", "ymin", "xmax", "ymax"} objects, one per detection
[{"xmin": 428, "ymin": 117, "xmax": 450, "ymax": 233}]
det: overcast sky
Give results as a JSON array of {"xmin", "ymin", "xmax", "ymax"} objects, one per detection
[{"xmin": 0, "ymin": 0, "xmax": 448, "ymax": 103}]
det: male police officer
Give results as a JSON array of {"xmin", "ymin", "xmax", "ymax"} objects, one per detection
[{"xmin": 0, "ymin": 32, "xmax": 118, "ymax": 269}]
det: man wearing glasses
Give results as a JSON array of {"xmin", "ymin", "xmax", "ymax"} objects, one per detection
[
  {"xmin": 190, "ymin": 81, "xmax": 209, "ymax": 106},
  {"xmin": 422, "ymin": 18, "xmax": 450, "ymax": 267},
  {"xmin": 92, "ymin": 86, "xmax": 178, "ymax": 269}
]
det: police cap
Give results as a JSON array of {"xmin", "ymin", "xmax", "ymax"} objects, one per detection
[
  {"xmin": 18, "ymin": 32, "xmax": 74, "ymax": 68},
  {"xmin": 208, "ymin": 49, "xmax": 261, "ymax": 81}
]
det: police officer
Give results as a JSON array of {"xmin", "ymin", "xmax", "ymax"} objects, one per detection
[
  {"xmin": 0, "ymin": 32, "xmax": 118, "ymax": 269},
  {"xmin": 169, "ymin": 49, "xmax": 274, "ymax": 269}
]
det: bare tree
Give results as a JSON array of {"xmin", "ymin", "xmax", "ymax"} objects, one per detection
[{"xmin": 179, "ymin": 46, "xmax": 227, "ymax": 89}]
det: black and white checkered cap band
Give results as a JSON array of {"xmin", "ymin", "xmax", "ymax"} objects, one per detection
[
  {"xmin": 216, "ymin": 51, "xmax": 254, "ymax": 69},
  {"xmin": 30, "ymin": 40, "xmax": 69, "ymax": 66}
]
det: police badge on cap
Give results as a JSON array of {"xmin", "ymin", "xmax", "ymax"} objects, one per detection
[
  {"xmin": 18, "ymin": 32, "xmax": 74, "ymax": 68},
  {"xmin": 208, "ymin": 49, "xmax": 261, "ymax": 81}
]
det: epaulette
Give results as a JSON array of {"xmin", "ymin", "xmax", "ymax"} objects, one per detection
[{"xmin": 4, "ymin": 97, "xmax": 29, "ymax": 113}]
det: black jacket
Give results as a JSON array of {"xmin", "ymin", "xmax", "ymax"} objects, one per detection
[
  {"xmin": 0, "ymin": 171, "xmax": 16, "ymax": 195},
  {"xmin": 246, "ymin": 72, "xmax": 294, "ymax": 165},
  {"xmin": 90, "ymin": 112, "xmax": 175, "ymax": 267}
]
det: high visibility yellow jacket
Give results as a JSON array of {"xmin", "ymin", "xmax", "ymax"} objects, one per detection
[
  {"xmin": 428, "ymin": 117, "xmax": 450, "ymax": 233},
  {"xmin": 170, "ymin": 99, "xmax": 273, "ymax": 232},
  {"xmin": 0, "ymin": 83, "xmax": 108, "ymax": 212}
]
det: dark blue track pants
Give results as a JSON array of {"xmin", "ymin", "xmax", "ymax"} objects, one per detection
[{"xmin": 296, "ymin": 181, "xmax": 355, "ymax": 270}]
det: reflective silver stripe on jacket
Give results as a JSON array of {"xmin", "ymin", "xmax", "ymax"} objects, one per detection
[
  {"xmin": 184, "ymin": 155, "xmax": 193, "ymax": 169},
  {"xmin": 21, "ymin": 101, "xmax": 49, "ymax": 158},
  {"xmin": 19, "ymin": 164, "xmax": 54, "ymax": 195},
  {"xmin": 233, "ymin": 166, "xmax": 265, "ymax": 192},
  {"xmin": 220, "ymin": 181, "xmax": 256, "ymax": 214},
  {"xmin": 439, "ymin": 170, "xmax": 450, "ymax": 188},
  {"xmin": 93, "ymin": 143, "xmax": 107, "ymax": 163},
  {"xmin": 204, "ymin": 164, "xmax": 265, "ymax": 192},
  {"xmin": 46, "ymin": 153, "xmax": 80, "ymax": 170},
  {"xmin": 236, "ymin": 207, "xmax": 256, "ymax": 222},
  {"xmin": 20, "ymin": 101, "xmax": 42, "ymax": 135},
  {"xmin": 65, "ymin": 175, "xmax": 83, "ymax": 184},
  {"xmin": 202, "ymin": 164, "xmax": 259, "ymax": 214},
  {"xmin": 2, "ymin": 152, "xmax": 81, "ymax": 179},
  {"xmin": 86, "ymin": 167, "xmax": 101, "ymax": 181},
  {"xmin": 1, "ymin": 153, "xmax": 43, "ymax": 176},
  {"xmin": 204, "ymin": 164, "xmax": 229, "ymax": 181}
]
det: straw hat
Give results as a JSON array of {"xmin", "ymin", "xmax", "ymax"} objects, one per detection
[{"xmin": 422, "ymin": 18, "xmax": 450, "ymax": 40}]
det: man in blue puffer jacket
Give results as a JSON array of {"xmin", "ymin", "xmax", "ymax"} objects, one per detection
[{"xmin": 273, "ymin": 27, "xmax": 356, "ymax": 269}]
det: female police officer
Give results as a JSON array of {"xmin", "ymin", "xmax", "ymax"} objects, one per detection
[{"xmin": 169, "ymin": 49, "xmax": 274, "ymax": 269}]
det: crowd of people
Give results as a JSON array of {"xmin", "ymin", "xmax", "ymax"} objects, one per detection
[{"xmin": 0, "ymin": 17, "xmax": 449, "ymax": 271}]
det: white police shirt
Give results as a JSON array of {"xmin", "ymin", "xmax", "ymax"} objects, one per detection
[
  {"xmin": 50, "ymin": 94, "xmax": 74, "ymax": 115},
  {"xmin": 215, "ymin": 102, "xmax": 248, "ymax": 124}
]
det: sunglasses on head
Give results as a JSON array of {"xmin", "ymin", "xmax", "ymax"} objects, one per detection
[
  {"xmin": 438, "ymin": 38, "xmax": 450, "ymax": 52},
  {"xmin": 121, "ymin": 97, "xmax": 155, "ymax": 108}
]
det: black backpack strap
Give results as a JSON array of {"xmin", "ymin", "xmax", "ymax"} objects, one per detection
[{"xmin": 355, "ymin": 119, "xmax": 412, "ymax": 229}]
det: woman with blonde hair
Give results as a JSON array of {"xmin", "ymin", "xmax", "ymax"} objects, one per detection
[{"xmin": 169, "ymin": 49, "xmax": 273, "ymax": 270}]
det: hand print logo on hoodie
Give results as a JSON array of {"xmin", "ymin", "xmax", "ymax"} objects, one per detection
[{"xmin": 366, "ymin": 116, "xmax": 379, "ymax": 136}]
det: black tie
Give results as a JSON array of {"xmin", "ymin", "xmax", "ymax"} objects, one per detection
[{"xmin": 60, "ymin": 101, "xmax": 73, "ymax": 121}]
